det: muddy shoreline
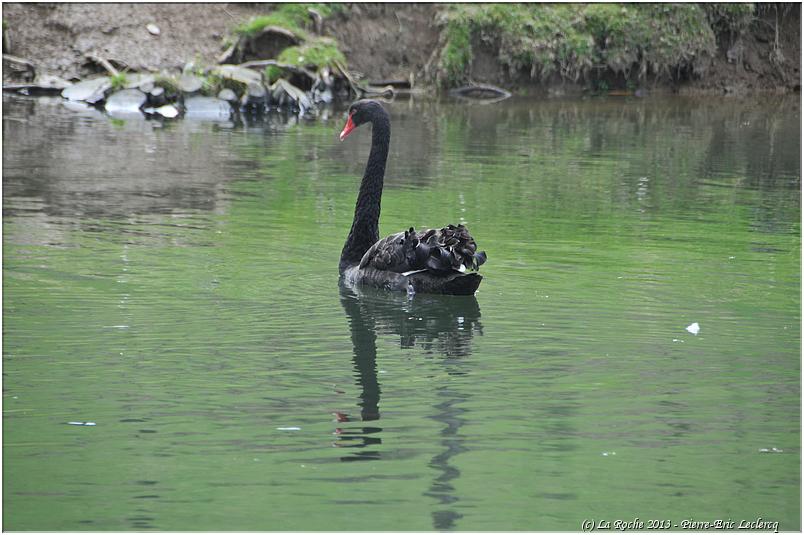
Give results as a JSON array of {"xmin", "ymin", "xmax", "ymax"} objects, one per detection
[{"xmin": 2, "ymin": 3, "xmax": 800, "ymax": 97}]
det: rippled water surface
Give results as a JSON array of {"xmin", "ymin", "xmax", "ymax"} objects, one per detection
[{"xmin": 3, "ymin": 94, "xmax": 800, "ymax": 530}]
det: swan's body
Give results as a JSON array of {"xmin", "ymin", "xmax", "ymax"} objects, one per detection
[{"xmin": 338, "ymin": 100, "xmax": 486, "ymax": 295}]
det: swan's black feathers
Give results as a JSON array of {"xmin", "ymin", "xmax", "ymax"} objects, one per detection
[
  {"xmin": 339, "ymin": 99, "xmax": 487, "ymax": 294},
  {"xmin": 358, "ymin": 224, "xmax": 487, "ymax": 276}
]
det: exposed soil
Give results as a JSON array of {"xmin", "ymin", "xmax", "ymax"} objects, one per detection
[
  {"xmin": 2, "ymin": 3, "xmax": 800, "ymax": 94},
  {"xmin": 2, "ymin": 3, "xmax": 266, "ymax": 81},
  {"xmin": 323, "ymin": 3, "xmax": 440, "ymax": 83},
  {"xmin": 685, "ymin": 5, "xmax": 801, "ymax": 94}
]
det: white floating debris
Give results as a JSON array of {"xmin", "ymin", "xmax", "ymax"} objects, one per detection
[
  {"xmin": 686, "ymin": 322, "xmax": 700, "ymax": 335},
  {"xmin": 276, "ymin": 427, "xmax": 300, "ymax": 431},
  {"xmin": 154, "ymin": 104, "xmax": 179, "ymax": 118},
  {"xmin": 672, "ymin": 338, "xmax": 684, "ymax": 343},
  {"xmin": 759, "ymin": 447, "xmax": 783, "ymax": 453},
  {"xmin": 146, "ymin": 23, "xmax": 161, "ymax": 36},
  {"xmin": 68, "ymin": 421, "xmax": 96, "ymax": 426},
  {"xmin": 602, "ymin": 451, "xmax": 616, "ymax": 456}
]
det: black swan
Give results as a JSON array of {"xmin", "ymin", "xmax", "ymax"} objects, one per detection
[{"xmin": 338, "ymin": 100, "xmax": 487, "ymax": 295}]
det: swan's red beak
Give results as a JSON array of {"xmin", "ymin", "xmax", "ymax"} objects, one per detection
[{"xmin": 340, "ymin": 113, "xmax": 356, "ymax": 141}]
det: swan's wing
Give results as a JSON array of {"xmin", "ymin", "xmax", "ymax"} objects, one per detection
[
  {"xmin": 359, "ymin": 225, "xmax": 487, "ymax": 274},
  {"xmin": 358, "ymin": 230, "xmax": 412, "ymax": 272}
]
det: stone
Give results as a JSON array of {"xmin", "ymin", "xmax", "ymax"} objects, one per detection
[
  {"xmin": 61, "ymin": 76, "xmax": 111, "ymax": 103},
  {"xmin": 122, "ymin": 73, "xmax": 155, "ymax": 90},
  {"xmin": 210, "ymin": 64, "xmax": 262, "ymax": 86},
  {"xmin": 105, "ymin": 88, "xmax": 147, "ymax": 116},
  {"xmin": 184, "ymin": 96, "xmax": 231, "ymax": 121},
  {"xmin": 271, "ymin": 78, "xmax": 311, "ymax": 112},
  {"xmin": 178, "ymin": 73, "xmax": 203, "ymax": 94},
  {"xmin": 217, "ymin": 88, "xmax": 237, "ymax": 103},
  {"xmin": 146, "ymin": 24, "xmax": 161, "ymax": 36},
  {"xmin": 147, "ymin": 85, "xmax": 166, "ymax": 107}
]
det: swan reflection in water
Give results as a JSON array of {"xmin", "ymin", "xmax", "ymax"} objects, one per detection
[{"xmin": 336, "ymin": 282, "xmax": 482, "ymax": 528}]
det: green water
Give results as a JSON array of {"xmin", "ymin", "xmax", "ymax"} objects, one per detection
[{"xmin": 3, "ymin": 94, "xmax": 800, "ymax": 531}]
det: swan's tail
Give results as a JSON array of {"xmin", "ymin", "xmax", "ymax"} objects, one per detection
[{"xmin": 409, "ymin": 225, "xmax": 487, "ymax": 274}]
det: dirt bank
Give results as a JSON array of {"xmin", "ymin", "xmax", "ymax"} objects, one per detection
[{"xmin": 2, "ymin": 3, "xmax": 800, "ymax": 95}]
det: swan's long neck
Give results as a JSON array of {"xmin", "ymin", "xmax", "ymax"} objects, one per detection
[{"xmin": 340, "ymin": 112, "xmax": 390, "ymax": 272}]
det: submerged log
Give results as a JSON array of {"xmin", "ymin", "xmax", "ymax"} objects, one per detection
[
  {"xmin": 449, "ymin": 83, "xmax": 511, "ymax": 102},
  {"xmin": 368, "ymin": 79, "xmax": 411, "ymax": 89},
  {"xmin": 362, "ymin": 85, "xmax": 395, "ymax": 98}
]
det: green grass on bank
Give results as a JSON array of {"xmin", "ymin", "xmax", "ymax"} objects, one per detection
[{"xmin": 437, "ymin": 3, "xmax": 755, "ymax": 86}]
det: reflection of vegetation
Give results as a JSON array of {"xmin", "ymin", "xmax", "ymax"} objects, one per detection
[
  {"xmin": 3, "ymin": 95, "xmax": 799, "ymax": 530},
  {"xmin": 437, "ymin": 4, "xmax": 757, "ymax": 87}
]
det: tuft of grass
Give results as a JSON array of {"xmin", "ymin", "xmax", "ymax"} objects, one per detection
[
  {"xmin": 154, "ymin": 74, "xmax": 180, "ymax": 95},
  {"xmin": 440, "ymin": 20, "xmax": 472, "ymax": 86},
  {"xmin": 436, "ymin": 3, "xmax": 727, "ymax": 87},
  {"xmin": 277, "ymin": 38, "xmax": 346, "ymax": 70},
  {"xmin": 233, "ymin": 3, "xmax": 337, "ymax": 39},
  {"xmin": 201, "ymin": 72, "xmax": 246, "ymax": 97},
  {"xmin": 109, "ymin": 71, "xmax": 128, "ymax": 91},
  {"xmin": 264, "ymin": 65, "xmax": 283, "ymax": 84},
  {"xmin": 704, "ymin": 3, "xmax": 755, "ymax": 35},
  {"xmin": 236, "ymin": 13, "xmax": 306, "ymax": 39}
]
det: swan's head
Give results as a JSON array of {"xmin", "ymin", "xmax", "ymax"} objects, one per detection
[{"xmin": 340, "ymin": 100, "xmax": 387, "ymax": 141}]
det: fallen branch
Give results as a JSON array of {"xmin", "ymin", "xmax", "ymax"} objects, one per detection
[
  {"xmin": 308, "ymin": 8, "xmax": 323, "ymax": 34},
  {"xmin": 217, "ymin": 39, "xmax": 239, "ymax": 64},
  {"xmin": 333, "ymin": 59, "xmax": 361, "ymax": 97},
  {"xmin": 86, "ymin": 54, "xmax": 119, "ymax": 76},
  {"xmin": 238, "ymin": 59, "xmax": 317, "ymax": 81},
  {"xmin": 3, "ymin": 53, "xmax": 35, "ymax": 72}
]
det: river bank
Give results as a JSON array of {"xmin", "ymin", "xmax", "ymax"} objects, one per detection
[{"xmin": 2, "ymin": 3, "xmax": 800, "ymax": 97}]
